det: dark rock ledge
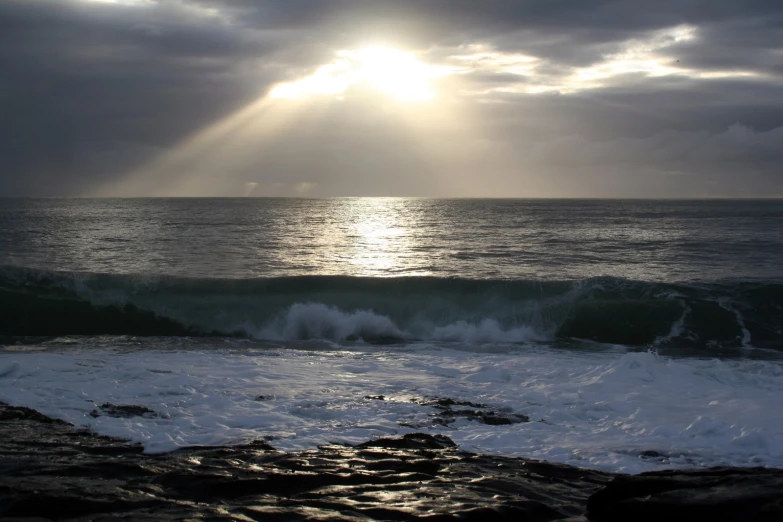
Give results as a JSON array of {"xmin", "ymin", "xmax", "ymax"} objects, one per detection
[
  {"xmin": 1, "ymin": 403, "xmax": 782, "ymax": 521},
  {"xmin": 365, "ymin": 395, "xmax": 531, "ymax": 426}
]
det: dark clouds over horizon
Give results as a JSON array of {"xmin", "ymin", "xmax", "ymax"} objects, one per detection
[{"xmin": 1, "ymin": 0, "xmax": 782, "ymax": 197}]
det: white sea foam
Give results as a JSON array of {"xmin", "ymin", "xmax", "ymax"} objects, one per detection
[
  {"xmin": 431, "ymin": 319, "xmax": 540, "ymax": 343},
  {"xmin": 718, "ymin": 297, "xmax": 753, "ymax": 348},
  {"xmin": 253, "ymin": 303, "xmax": 404, "ymax": 341},
  {"xmin": 1, "ymin": 346, "xmax": 782, "ymax": 474},
  {"xmin": 245, "ymin": 303, "xmax": 543, "ymax": 343},
  {"xmin": 653, "ymin": 299, "xmax": 690, "ymax": 345}
]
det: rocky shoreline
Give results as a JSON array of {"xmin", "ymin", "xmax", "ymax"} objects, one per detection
[{"xmin": 1, "ymin": 403, "xmax": 782, "ymax": 521}]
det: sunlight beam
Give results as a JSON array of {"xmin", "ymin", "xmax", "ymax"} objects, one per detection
[
  {"xmin": 95, "ymin": 95, "xmax": 316, "ymax": 196},
  {"xmin": 98, "ymin": 46, "xmax": 468, "ymax": 197}
]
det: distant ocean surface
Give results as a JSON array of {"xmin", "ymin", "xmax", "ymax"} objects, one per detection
[{"xmin": 1, "ymin": 198, "xmax": 782, "ymax": 473}]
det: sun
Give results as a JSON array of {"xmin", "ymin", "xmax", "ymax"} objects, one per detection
[
  {"xmin": 344, "ymin": 47, "xmax": 435, "ymax": 101},
  {"xmin": 270, "ymin": 46, "xmax": 437, "ymax": 102}
]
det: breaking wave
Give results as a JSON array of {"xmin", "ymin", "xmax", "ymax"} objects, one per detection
[{"xmin": 1, "ymin": 265, "xmax": 781, "ymax": 351}]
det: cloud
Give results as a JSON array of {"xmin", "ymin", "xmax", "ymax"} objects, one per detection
[
  {"xmin": 514, "ymin": 124, "xmax": 783, "ymax": 172},
  {"xmin": 0, "ymin": 0, "xmax": 781, "ymax": 196}
]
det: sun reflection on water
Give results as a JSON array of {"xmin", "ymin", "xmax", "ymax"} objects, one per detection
[
  {"xmin": 345, "ymin": 199, "xmax": 411, "ymax": 274},
  {"xmin": 308, "ymin": 198, "xmax": 429, "ymax": 277}
]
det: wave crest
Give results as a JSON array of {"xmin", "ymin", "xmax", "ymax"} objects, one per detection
[{"xmin": 1, "ymin": 265, "xmax": 781, "ymax": 350}]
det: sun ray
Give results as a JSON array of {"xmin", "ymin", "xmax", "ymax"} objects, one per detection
[
  {"xmin": 98, "ymin": 45, "xmax": 472, "ymax": 197},
  {"xmin": 94, "ymin": 96, "xmax": 317, "ymax": 196}
]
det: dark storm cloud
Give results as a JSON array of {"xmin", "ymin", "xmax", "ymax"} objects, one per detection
[
  {"xmin": 672, "ymin": 17, "xmax": 783, "ymax": 75},
  {"xmin": 0, "ymin": 0, "xmax": 296, "ymax": 195},
  {"xmin": 195, "ymin": 0, "xmax": 783, "ymax": 69},
  {"xmin": 191, "ymin": 0, "xmax": 779, "ymax": 38},
  {"xmin": 471, "ymin": 77, "xmax": 783, "ymax": 140},
  {"xmin": 0, "ymin": 0, "xmax": 781, "ymax": 196}
]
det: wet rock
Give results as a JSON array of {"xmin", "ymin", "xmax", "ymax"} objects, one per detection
[
  {"xmin": 88, "ymin": 402, "xmax": 159, "ymax": 419},
  {"xmin": 639, "ymin": 450, "xmax": 665, "ymax": 459},
  {"xmin": 411, "ymin": 396, "xmax": 531, "ymax": 425},
  {"xmin": 429, "ymin": 397, "xmax": 487, "ymax": 408},
  {"xmin": 356, "ymin": 433, "xmax": 457, "ymax": 450},
  {"xmin": 586, "ymin": 467, "xmax": 783, "ymax": 521},
  {"xmin": 2, "ymin": 402, "xmax": 782, "ymax": 521},
  {"xmin": 0, "ymin": 403, "xmax": 606, "ymax": 520},
  {"xmin": 0, "ymin": 405, "xmax": 70, "ymax": 425},
  {"xmin": 365, "ymin": 394, "xmax": 530, "ymax": 426}
]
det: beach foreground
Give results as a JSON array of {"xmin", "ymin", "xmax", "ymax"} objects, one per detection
[{"xmin": 2, "ymin": 403, "xmax": 781, "ymax": 521}]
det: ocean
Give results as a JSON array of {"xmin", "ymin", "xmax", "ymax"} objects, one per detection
[{"xmin": 1, "ymin": 198, "xmax": 782, "ymax": 474}]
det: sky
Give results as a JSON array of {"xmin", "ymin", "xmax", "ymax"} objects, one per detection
[{"xmin": 1, "ymin": 0, "xmax": 781, "ymax": 198}]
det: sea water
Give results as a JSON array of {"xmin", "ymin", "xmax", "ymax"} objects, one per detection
[{"xmin": 1, "ymin": 198, "xmax": 782, "ymax": 473}]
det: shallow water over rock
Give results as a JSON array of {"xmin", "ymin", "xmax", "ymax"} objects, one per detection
[{"xmin": 1, "ymin": 403, "xmax": 782, "ymax": 521}]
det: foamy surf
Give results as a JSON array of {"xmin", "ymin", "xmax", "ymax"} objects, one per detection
[{"xmin": 1, "ymin": 345, "xmax": 781, "ymax": 474}]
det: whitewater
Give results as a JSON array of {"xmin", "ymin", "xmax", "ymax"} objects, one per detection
[
  {"xmin": 2, "ymin": 343, "xmax": 782, "ymax": 474},
  {"xmin": 1, "ymin": 198, "xmax": 782, "ymax": 475}
]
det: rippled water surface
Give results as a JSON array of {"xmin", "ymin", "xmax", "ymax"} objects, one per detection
[{"xmin": 2, "ymin": 198, "xmax": 782, "ymax": 281}]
